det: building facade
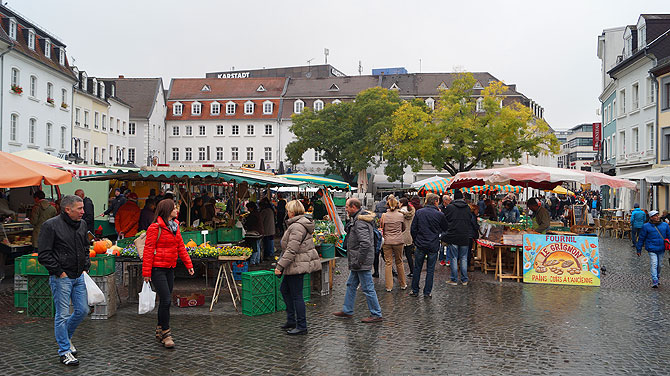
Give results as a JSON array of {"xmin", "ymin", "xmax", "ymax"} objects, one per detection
[
  {"xmin": 0, "ymin": 5, "xmax": 76, "ymax": 156},
  {"xmin": 557, "ymin": 123, "xmax": 597, "ymax": 171},
  {"xmin": 651, "ymin": 57, "xmax": 670, "ymax": 210}
]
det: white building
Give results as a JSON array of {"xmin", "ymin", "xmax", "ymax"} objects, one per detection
[
  {"xmin": 104, "ymin": 81, "xmax": 131, "ymax": 166},
  {"xmin": 0, "ymin": 6, "xmax": 76, "ymax": 156}
]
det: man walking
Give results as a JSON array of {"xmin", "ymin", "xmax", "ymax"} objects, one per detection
[
  {"xmin": 74, "ymin": 189, "xmax": 94, "ymax": 234},
  {"xmin": 38, "ymin": 195, "xmax": 90, "ymax": 366},
  {"xmin": 631, "ymin": 203, "xmax": 646, "ymax": 247},
  {"xmin": 444, "ymin": 190, "xmax": 477, "ymax": 286},
  {"xmin": 333, "ymin": 198, "xmax": 382, "ymax": 323},
  {"xmin": 409, "ymin": 193, "xmax": 448, "ymax": 298}
]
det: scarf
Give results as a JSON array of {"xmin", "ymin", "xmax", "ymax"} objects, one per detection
[{"xmin": 167, "ymin": 219, "xmax": 179, "ymax": 233}]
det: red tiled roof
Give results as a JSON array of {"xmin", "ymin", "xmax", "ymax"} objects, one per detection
[{"xmin": 167, "ymin": 77, "xmax": 287, "ymax": 100}]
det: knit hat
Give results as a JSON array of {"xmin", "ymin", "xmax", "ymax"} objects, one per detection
[
  {"xmin": 634, "ymin": 203, "xmax": 640, "ymax": 208},
  {"xmin": 453, "ymin": 190, "xmax": 464, "ymax": 200}
]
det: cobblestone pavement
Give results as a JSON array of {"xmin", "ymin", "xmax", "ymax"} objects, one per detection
[{"xmin": 2, "ymin": 236, "xmax": 670, "ymax": 375}]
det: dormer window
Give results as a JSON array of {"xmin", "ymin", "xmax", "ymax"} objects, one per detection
[
  {"xmin": 389, "ymin": 83, "xmax": 400, "ymax": 91},
  {"xmin": 173, "ymin": 102, "xmax": 183, "ymax": 115},
  {"xmin": 192, "ymin": 102, "xmax": 202, "ymax": 115},
  {"xmin": 211, "ymin": 102, "xmax": 220, "ymax": 115},
  {"xmin": 638, "ymin": 25, "xmax": 647, "ymax": 48},
  {"xmin": 332, "ymin": 99, "xmax": 342, "ymax": 105},
  {"xmin": 624, "ymin": 36, "xmax": 632, "ymax": 58},
  {"xmin": 314, "ymin": 100, "xmax": 324, "ymax": 112},
  {"xmin": 201, "ymin": 84, "xmax": 211, "ymax": 92},
  {"xmin": 263, "ymin": 101, "xmax": 273, "ymax": 114},
  {"xmin": 99, "ymin": 82, "xmax": 105, "ymax": 99},
  {"xmin": 28, "ymin": 29, "xmax": 36, "ymax": 50},
  {"xmin": 59, "ymin": 48, "xmax": 65, "ymax": 65},
  {"xmin": 92, "ymin": 78, "xmax": 98, "ymax": 96},
  {"xmin": 8, "ymin": 18, "xmax": 16, "ymax": 41},
  {"xmin": 473, "ymin": 81, "xmax": 483, "ymax": 90},
  {"xmin": 44, "ymin": 39, "xmax": 51, "ymax": 58},
  {"xmin": 256, "ymin": 84, "xmax": 266, "ymax": 92},
  {"xmin": 437, "ymin": 82, "xmax": 448, "ymax": 90},
  {"xmin": 244, "ymin": 101, "xmax": 254, "ymax": 115},
  {"xmin": 110, "ymin": 84, "xmax": 115, "ymax": 97},
  {"xmin": 328, "ymin": 83, "xmax": 340, "ymax": 91},
  {"xmin": 425, "ymin": 98, "xmax": 435, "ymax": 110},
  {"xmin": 226, "ymin": 101, "xmax": 236, "ymax": 115},
  {"xmin": 81, "ymin": 73, "xmax": 87, "ymax": 91},
  {"xmin": 294, "ymin": 99, "xmax": 304, "ymax": 114}
]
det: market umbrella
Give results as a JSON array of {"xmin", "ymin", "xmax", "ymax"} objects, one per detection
[
  {"xmin": 460, "ymin": 185, "xmax": 523, "ymax": 194},
  {"xmin": 576, "ymin": 170, "xmax": 637, "ymax": 189},
  {"xmin": 548, "ymin": 185, "xmax": 575, "ymax": 196},
  {"xmin": 278, "ymin": 173, "xmax": 350, "ymax": 190},
  {"xmin": 0, "ymin": 151, "xmax": 72, "ymax": 187},
  {"xmin": 412, "ymin": 175, "xmax": 448, "ymax": 188},
  {"xmin": 448, "ymin": 164, "xmax": 587, "ymax": 190},
  {"xmin": 418, "ymin": 177, "xmax": 454, "ymax": 196}
]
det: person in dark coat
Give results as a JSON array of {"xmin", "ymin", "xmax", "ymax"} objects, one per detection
[
  {"xmin": 409, "ymin": 193, "xmax": 448, "ymax": 298},
  {"xmin": 74, "ymin": 189, "xmax": 94, "ymax": 234},
  {"xmin": 103, "ymin": 188, "xmax": 126, "ymax": 217},
  {"xmin": 138, "ymin": 199, "xmax": 156, "ymax": 232},
  {"xmin": 444, "ymin": 190, "xmax": 477, "ymax": 286}
]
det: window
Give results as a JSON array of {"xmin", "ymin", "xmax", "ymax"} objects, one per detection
[
  {"xmin": 619, "ymin": 89, "xmax": 626, "ymax": 114},
  {"xmin": 102, "ymin": 114, "xmax": 106, "ymax": 131},
  {"xmin": 44, "ymin": 40, "xmax": 51, "ymax": 58},
  {"xmin": 8, "ymin": 18, "xmax": 16, "ymax": 40},
  {"xmin": 226, "ymin": 102, "xmax": 235, "ymax": 115},
  {"xmin": 231, "ymin": 147, "xmax": 239, "ymax": 161},
  {"xmin": 425, "ymin": 98, "xmax": 435, "ymax": 110},
  {"xmin": 28, "ymin": 29, "xmax": 35, "ymax": 50},
  {"xmin": 624, "ymin": 36, "xmax": 632, "ymax": 58},
  {"xmin": 612, "ymin": 135, "xmax": 616, "ymax": 157},
  {"xmin": 185, "ymin": 147, "xmax": 192, "ymax": 161},
  {"xmin": 128, "ymin": 148, "xmax": 135, "ymax": 163},
  {"xmin": 61, "ymin": 88, "xmax": 67, "ymax": 106},
  {"xmin": 620, "ymin": 131, "xmax": 626, "ymax": 155},
  {"xmin": 93, "ymin": 147, "xmax": 98, "ymax": 162},
  {"xmin": 314, "ymin": 150, "xmax": 323, "ymax": 162},
  {"xmin": 263, "ymin": 101, "xmax": 273, "ymax": 114},
  {"xmin": 117, "ymin": 119, "xmax": 120, "ymax": 133},
  {"xmin": 246, "ymin": 147, "xmax": 254, "ymax": 161},
  {"xmin": 61, "ymin": 127, "xmax": 66, "ymax": 149},
  {"xmin": 185, "ymin": 125, "xmax": 192, "ymax": 136},
  {"xmin": 94, "ymin": 112, "xmax": 99, "ymax": 129},
  {"xmin": 199, "ymin": 125, "xmax": 206, "ymax": 136},
  {"xmin": 231, "ymin": 124, "xmax": 239, "ymax": 135},
  {"xmin": 129, "ymin": 122, "xmax": 136, "ymax": 135},
  {"xmin": 633, "ymin": 128, "xmax": 639, "ymax": 153},
  {"xmin": 476, "ymin": 97, "xmax": 484, "ymax": 112},
  {"xmin": 314, "ymin": 100, "xmax": 324, "ymax": 112},
  {"xmin": 264, "ymin": 147, "xmax": 272, "ymax": 161},
  {"xmin": 246, "ymin": 124, "xmax": 254, "ymax": 135},
  {"xmin": 81, "ymin": 73, "xmax": 87, "ymax": 91},
  {"xmin": 632, "ymin": 83, "xmax": 639, "ymax": 110},
  {"xmin": 172, "ymin": 148, "xmax": 179, "ymax": 161},
  {"xmin": 172, "ymin": 126, "xmax": 180, "ymax": 136},
  {"xmin": 211, "ymin": 102, "xmax": 220, "ymax": 115},
  {"xmin": 83, "ymin": 141, "xmax": 88, "ymax": 162},
  {"xmin": 47, "ymin": 82, "xmax": 53, "ymax": 102},
  {"xmin": 294, "ymin": 100, "xmax": 304, "ymax": 114},
  {"xmin": 216, "ymin": 147, "xmax": 223, "ymax": 161},
  {"xmin": 92, "ymin": 78, "xmax": 97, "ymax": 96},
  {"xmin": 332, "ymin": 99, "xmax": 342, "ymax": 105},
  {"xmin": 10, "ymin": 114, "xmax": 18, "ymax": 142},
  {"xmin": 84, "ymin": 111, "xmax": 89, "ymax": 128},
  {"xmin": 11, "ymin": 68, "xmax": 19, "ymax": 87},
  {"xmin": 648, "ymin": 123, "xmax": 654, "ymax": 151},
  {"xmin": 639, "ymin": 25, "xmax": 647, "ymax": 48},
  {"xmin": 59, "ymin": 48, "xmax": 65, "ymax": 65},
  {"xmin": 198, "ymin": 147, "xmax": 206, "ymax": 161},
  {"xmin": 173, "ymin": 103, "xmax": 183, "ymax": 116},
  {"xmin": 264, "ymin": 124, "xmax": 272, "ymax": 135},
  {"xmin": 244, "ymin": 101, "xmax": 254, "ymax": 114},
  {"xmin": 613, "ymin": 99, "xmax": 617, "ymax": 117},
  {"xmin": 30, "ymin": 75, "xmax": 36, "ymax": 97},
  {"xmin": 192, "ymin": 102, "xmax": 201, "ymax": 115},
  {"xmin": 28, "ymin": 118, "xmax": 36, "ymax": 144},
  {"xmin": 664, "ymin": 81, "xmax": 670, "ymax": 110},
  {"xmin": 109, "ymin": 116, "xmax": 114, "ymax": 132},
  {"xmin": 46, "ymin": 123, "xmax": 52, "ymax": 147},
  {"xmin": 216, "ymin": 124, "xmax": 224, "ymax": 135}
]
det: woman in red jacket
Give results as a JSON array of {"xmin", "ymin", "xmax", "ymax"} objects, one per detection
[{"xmin": 142, "ymin": 199, "xmax": 193, "ymax": 348}]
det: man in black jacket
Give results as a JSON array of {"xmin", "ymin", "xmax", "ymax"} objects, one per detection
[
  {"xmin": 444, "ymin": 190, "xmax": 477, "ymax": 286},
  {"xmin": 74, "ymin": 189, "xmax": 94, "ymax": 234},
  {"xmin": 38, "ymin": 195, "xmax": 91, "ymax": 366},
  {"xmin": 410, "ymin": 193, "xmax": 448, "ymax": 297}
]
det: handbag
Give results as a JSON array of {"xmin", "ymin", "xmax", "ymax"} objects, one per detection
[
  {"xmin": 135, "ymin": 227, "xmax": 162, "ymax": 260},
  {"xmin": 652, "ymin": 225, "xmax": 670, "ymax": 251}
]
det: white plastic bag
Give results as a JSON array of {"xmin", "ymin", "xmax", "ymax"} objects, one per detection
[
  {"xmin": 83, "ymin": 272, "xmax": 106, "ymax": 306},
  {"xmin": 138, "ymin": 281, "xmax": 156, "ymax": 314}
]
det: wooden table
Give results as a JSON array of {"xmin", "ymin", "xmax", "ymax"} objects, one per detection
[
  {"xmin": 313, "ymin": 257, "xmax": 337, "ymax": 295},
  {"xmin": 210, "ymin": 255, "xmax": 250, "ymax": 312},
  {"xmin": 494, "ymin": 243, "xmax": 523, "ymax": 282}
]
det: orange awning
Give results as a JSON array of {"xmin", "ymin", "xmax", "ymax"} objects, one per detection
[{"xmin": 0, "ymin": 151, "xmax": 72, "ymax": 187}]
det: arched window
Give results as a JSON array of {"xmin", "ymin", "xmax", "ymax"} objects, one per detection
[
  {"xmin": 294, "ymin": 99, "xmax": 304, "ymax": 114},
  {"xmin": 314, "ymin": 100, "xmax": 324, "ymax": 112}
]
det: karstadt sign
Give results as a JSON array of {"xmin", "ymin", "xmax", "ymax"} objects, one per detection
[{"xmin": 217, "ymin": 72, "xmax": 251, "ymax": 79}]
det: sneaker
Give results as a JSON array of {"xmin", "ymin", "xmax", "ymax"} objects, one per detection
[
  {"xmin": 652, "ymin": 284, "xmax": 659, "ymax": 289},
  {"xmin": 446, "ymin": 261, "xmax": 451, "ymax": 267},
  {"xmin": 423, "ymin": 294, "xmax": 432, "ymax": 298},
  {"xmin": 60, "ymin": 352, "xmax": 79, "ymax": 366},
  {"xmin": 69, "ymin": 343, "xmax": 77, "ymax": 356},
  {"xmin": 439, "ymin": 260, "xmax": 446, "ymax": 266},
  {"xmin": 446, "ymin": 281, "xmax": 458, "ymax": 286},
  {"xmin": 408, "ymin": 291, "xmax": 419, "ymax": 297},
  {"xmin": 372, "ymin": 273, "xmax": 380, "ymax": 278},
  {"xmin": 386, "ymin": 288, "xmax": 392, "ymax": 292},
  {"xmin": 361, "ymin": 316, "xmax": 383, "ymax": 323},
  {"xmin": 462, "ymin": 282, "xmax": 469, "ymax": 286},
  {"xmin": 400, "ymin": 285, "xmax": 408, "ymax": 290},
  {"xmin": 332, "ymin": 311, "xmax": 353, "ymax": 318}
]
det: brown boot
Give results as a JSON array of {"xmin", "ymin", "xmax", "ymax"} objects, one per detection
[
  {"xmin": 160, "ymin": 329, "xmax": 174, "ymax": 349},
  {"xmin": 155, "ymin": 326, "xmax": 162, "ymax": 342}
]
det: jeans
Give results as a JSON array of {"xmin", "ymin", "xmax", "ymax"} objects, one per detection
[
  {"xmin": 342, "ymin": 270, "xmax": 382, "ymax": 318},
  {"xmin": 152, "ymin": 267, "xmax": 174, "ymax": 330},
  {"xmin": 280, "ymin": 274, "xmax": 306, "ymax": 330},
  {"xmin": 383, "ymin": 244, "xmax": 406, "ymax": 290},
  {"xmin": 249, "ymin": 238, "xmax": 261, "ymax": 265},
  {"xmin": 404, "ymin": 245, "xmax": 415, "ymax": 276},
  {"xmin": 450, "ymin": 245, "xmax": 470, "ymax": 283},
  {"xmin": 632, "ymin": 227, "xmax": 642, "ymax": 246},
  {"xmin": 412, "ymin": 248, "xmax": 438, "ymax": 296},
  {"xmin": 262, "ymin": 236, "xmax": 275, "ymax": 258},
  {"xmin": 649, "ymin": 251, "xmax": 665, "ymax": 284},
  {"xmin": 49, "ymin": 273, "xmax": 89, "ymax": 356}
]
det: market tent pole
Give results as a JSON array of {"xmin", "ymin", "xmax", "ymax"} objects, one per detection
[{"xmin": 186, "ymin": 179, "xmax": 191, "ymax": 227}]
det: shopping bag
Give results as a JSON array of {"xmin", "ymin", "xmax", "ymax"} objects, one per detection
[
  {"xmin": 138, "ymin": 281, "xmax": 156, "ymax": 314},
  {"xmin": 83, "ymin": 272, "xmax": 106, "ymax": 306}
]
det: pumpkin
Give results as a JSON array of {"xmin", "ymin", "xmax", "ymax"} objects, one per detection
[
  {"xmin": 186, "ymin": 240, "xmax": 197, "ymax": 248},
  {"xmin": 103, "ymin": 238, "xmax": 113, "ymax": 248},
  {"xmin": 94, "ymin": 241, "xmax": 108, "ymax": 254},
  {"xmin": 31, "ymin": 252, "xmax": 38, "ymax": 256},
  {"xmin": 110, "ymin": 249, "xmax": 120, "ymax": 257},
  {"xmin": 89, "ymin": 250, "xmax": 96, "ymax": 258}
]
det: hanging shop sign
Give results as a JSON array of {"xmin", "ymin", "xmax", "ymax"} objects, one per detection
[{"xmin": 522, "ymin": 234, "xmax": 600, "ymax": 286}]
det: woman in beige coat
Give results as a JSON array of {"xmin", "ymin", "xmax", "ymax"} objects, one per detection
[
  {"xmin": 275, "ymin": 200, "xmax": 321, "ymax": 335},
  {"xmin": 380, "ymin": 195, "xmax": 407, "ymax": 291}
]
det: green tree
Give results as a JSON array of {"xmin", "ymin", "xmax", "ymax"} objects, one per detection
[
  {"xmin": 286, "ymin": 87, "xmax": 401, "ymax": 183},
  {"xmin": 382, "ymin": 73, "xmax": 560, "ymax": 179}
]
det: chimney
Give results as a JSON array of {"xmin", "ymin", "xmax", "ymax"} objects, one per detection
[{"xmin": 118, "ymin": 75, "xmax": 125, "ymax": 78}]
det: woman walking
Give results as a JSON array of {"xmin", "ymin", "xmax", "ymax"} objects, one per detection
[
  {"xmin": 275, "ymin": 200, "xmax": 321, "ymax": 335},
  {"xmin": 380, "ymin": 195, "xmax": 407, "ymax": 291},
  {"xmin": 142, "ymin": 199, "xmax": 194, "ymax": 348},
  {"xmin": 399, "ymin": 197, "xmax": 415, "ymax": 278}
]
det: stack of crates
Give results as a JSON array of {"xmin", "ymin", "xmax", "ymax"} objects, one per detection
[
  {"xmin": 240, "ymin": 270, "xmax": 275, "ymax": 316},
  {"xmin": 90, "ymin": 274, "xmax": 117, "ymax": 319},
  {"xmin": 231, "ymin": 261, "xmax": 249, "ymax": 281},
  {"xmin": 89, "ymin": 254, "xmax": 116, "ymax": 276},
  {"xmin": 27, "ymin": 276, "xmax": 54, "ymax": 317},
  {"xmin": 13, "ymin": 260, "xmax": 27, "ymax": 308},
  {"xmin": 275, "ymin": 274, "xmax": 311, "ymax": 311}
]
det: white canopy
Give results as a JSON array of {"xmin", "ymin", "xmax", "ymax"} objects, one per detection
[{"xmin": 617, "ymin": 167, "xmax": 670, "ymax": 184}]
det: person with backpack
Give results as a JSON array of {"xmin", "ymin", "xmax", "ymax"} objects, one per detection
[
  {"xmin": 332, "ymin": 198, "xmax": 382, "ymax": 323},
  {"xmin": 409, "ymin": 193, "xmax": 448, "ymax": 298},
  {"xmin": 636, "ymin": 210, "xmax": 670, "ymax": 288}
]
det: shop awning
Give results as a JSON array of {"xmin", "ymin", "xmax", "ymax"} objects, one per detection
[
  {"xmin": 617, "ymin": 167, "xmax": 670, "ymax": 184},
  {"xmin": 0, "ymin": 151, "xmax": 72, "ymax": 187},
  {"xmin": 277, "ymin": 173, "xmax": 350, "ymax": 190}
]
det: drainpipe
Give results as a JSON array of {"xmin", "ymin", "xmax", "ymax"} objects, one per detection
[{"xmin": 0, "ymin": 45, "xmax": 14, "ymax": 151}]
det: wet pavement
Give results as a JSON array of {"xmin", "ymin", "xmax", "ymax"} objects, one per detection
[{"xmin": 1, "ymin": 236, "xmax": 670, "ymax": 375}]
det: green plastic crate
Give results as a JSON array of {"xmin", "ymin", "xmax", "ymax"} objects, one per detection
[
  {"xmin": 216, "ymin": 227, "xmax": 243, "ymax": 243},
  {"xmin": 275, "ymin": 274, "xmax": 312, "ymax": 311},
  {"xmin": 181, "ymin": 231, "xmax": 204, "ymax": 246},
  {"xmin": 242, "ymin": 292, "xmax": 275, "ymax": 316},
  {"xmin": 14, "ymin": 255, "xmax": 27, "ymax": 275},
  {"xmin": 205, "ymin": 229, "xmax": 217, "ymax": 245},
  {"xmin": 241, "ymin": 270, "xmax": 275, "ymax": 296},
  {"xmin": 14, "ymin": 290, "xmax": 27, "ymax": 308},
  {"xmin": 23, "ymin": 255, "xmax": 49, "ymax": 275},
  {"xmin": 27, "ymin": 295, "xmax": 54, "ymax": 317},
  {"xmin": 332, "ymin": 197, "xmax": 346, "ymax": 207},
  {"xmin": 89, "ymin": 255, "xmax": 116, "ymax": 276},
  {"xmin": 116, "ymin": 236, "xmax": 137, "ymax": 248},
  {"xmin": 27, "ymin": 276, "xmax": 51, "ymax": 298}
]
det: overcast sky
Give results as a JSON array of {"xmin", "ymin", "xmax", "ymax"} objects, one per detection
[{"xmin": 12, "ymin": 0, "xmax": 670, "ymax": 130}]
